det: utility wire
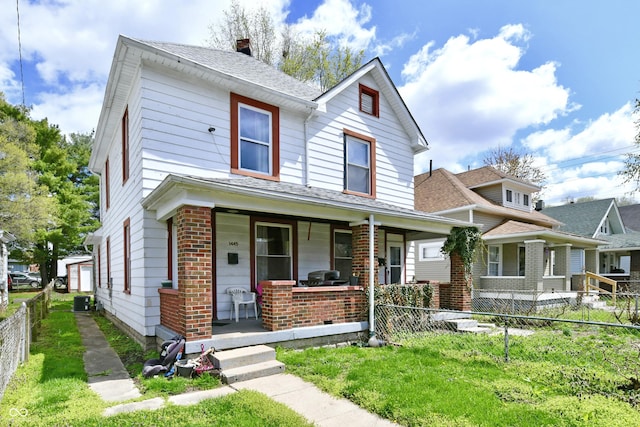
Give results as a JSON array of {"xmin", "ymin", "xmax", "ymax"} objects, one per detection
[{"xmin": 16, "ymin": 0, "xmax": 25, "ymax": 107}]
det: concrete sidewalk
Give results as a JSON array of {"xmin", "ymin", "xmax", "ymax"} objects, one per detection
[{"xmin": 76, "ymin": 313, "xmax": 398, "ymax": 426}]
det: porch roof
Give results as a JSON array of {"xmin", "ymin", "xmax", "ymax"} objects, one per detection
[
  {"xmin": 598, "ymin": 231, "xmax": 640, "ymax": 252},
  {"xmin": 141, "ymin": 174, "xmax": 472, "ymax": 234},
  {"xmin": 483, "ymin": 220, "xmax": 607, "ymax": 247}
]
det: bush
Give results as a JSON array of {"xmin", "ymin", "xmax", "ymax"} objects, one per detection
[{"xmin": 371, "ymin": 283, "xmax": 433, "ymax": 308}]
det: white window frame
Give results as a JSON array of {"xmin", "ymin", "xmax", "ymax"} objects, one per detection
[
  {"xmin": 418, "ymin": 240, "xmax": 445, "ymax": 262},
  {"xmin": 488, "ymin": 245, "xmax": 502, "ymax": 276},
  {"xmin": 238, "ymin": 103, "xmax": 273, "ymax": 175}
]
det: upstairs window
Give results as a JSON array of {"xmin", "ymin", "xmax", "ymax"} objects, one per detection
[
  {"xmin": 344, "ymin": 129, "xmax": 376, "ymax": 197},
  {"xmin": 122, "ymin": 107, "xmax": 129, "ymax": 184},
  {"xmin": 506, "ymin": 189, "xmax": 513, "ymax": 203},
  {"xmin": 359, "ymin": 84, "xmax": 379, "ymax": 117},
  {"xmin": 231, "ymin": 93, "xmax": 280, "ymax": 180},
  {"xmin": 523, "ymin": 194, "xmax": 530, "ymax": 207}
]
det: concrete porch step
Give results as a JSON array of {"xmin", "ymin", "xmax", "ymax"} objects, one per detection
[
  {"xmin": 444, "ymin": 318, "xmax": 479, "ymax": 331},
  {"xmin": 221, "ymin": 359, "xmax": 285, "ymax": 384},
  {"xmin": 213, "ymin": 345, "xmax": 276, "ymax": 370}
]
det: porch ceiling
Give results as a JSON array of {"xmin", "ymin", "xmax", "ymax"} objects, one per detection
[{"xmin": 141, "ymin": 174, "xmax": 471, "ymax": 235}]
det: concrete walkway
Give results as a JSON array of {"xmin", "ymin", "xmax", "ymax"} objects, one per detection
[{"xmin": 76, "ymin": 313, "xmax": 398, "ymax": 426}]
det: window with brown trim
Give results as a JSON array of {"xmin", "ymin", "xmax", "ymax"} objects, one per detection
[
  {"xmin": 359, "ymin": 84, "xmax": 379, "ymax": 117},
  {"xmin": 106, "ymin": 237, "xmax": 111, "ymax": 288},
  {"xmin": 230, "ymin": 93, "xmax": 280, "ymax": 180},
  {"xmin": 105, "ymin": 158, "xmax": 110, "ymax": 210},
  {"xmin": 97, "ymin": 244, "xmax": 102, "ymax": 288},
  {"xmin": 344, "ymin": 129, "xmax": 376, "ymax": 197},
  {"xmin": 122, "ymin": 107, "xmax": 129, "ymax": 184},
  {"xmin": 123, "ymin": 218, "xmax": 131, "ymax": 294},
  {"xmin": 332, "ymin": 227, "xmax": 352, "ymax": 279}
]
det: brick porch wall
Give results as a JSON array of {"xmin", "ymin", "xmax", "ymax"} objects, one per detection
[
  {"xmin": 261, "ymin": 280, "xmax": 366, "ymax": 331},
  {"xmin": 158, "ymin": 289, "xmax": 184, "ymax": 337}
]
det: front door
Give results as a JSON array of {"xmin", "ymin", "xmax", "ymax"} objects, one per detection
[{"xmin": 386, "ymin": 234, "xmax": 404, "ymax": 284}]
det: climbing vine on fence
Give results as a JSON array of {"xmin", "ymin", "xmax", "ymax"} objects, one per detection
[{"xmin": 370, "ymin": 283, "xmax": 434, "ymax": 308}]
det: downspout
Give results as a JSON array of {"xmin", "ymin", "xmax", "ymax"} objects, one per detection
[{"xmin": 303, "ymin": 108, "xmax": 315, "ymax": 186}]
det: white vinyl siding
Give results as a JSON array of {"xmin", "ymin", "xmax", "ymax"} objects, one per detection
[{"xmin": 306, "ymin": 76, "xmax": 415, "ymax": 208}]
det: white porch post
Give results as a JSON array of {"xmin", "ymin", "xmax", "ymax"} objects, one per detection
[{"xmin": 369, "ymin": 214, "xmax": 375, "ymax": 337}]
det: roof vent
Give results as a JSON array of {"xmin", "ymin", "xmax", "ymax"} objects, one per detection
[{"xmin": 236, "ymin": 38, "xmax": 251, "ymax": 56}]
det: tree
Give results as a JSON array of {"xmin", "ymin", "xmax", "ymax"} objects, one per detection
[
  {"xmin": 483, "ymin": 146, "xmax": 547, "ymax": 188},
  {"xmin": 208, "ymin": 0, "xmax": 364, "ymax": 91},
  {"xmin": 0, "ymin": 93, "xmax": 99, "ymax": 283},
  {"xmin": 0, "ymin": 94, "xmax": 54, "ymax": 244},
  {"xmin": 619, "ymin": 99, "xmax": 640, "ymax": 192}
]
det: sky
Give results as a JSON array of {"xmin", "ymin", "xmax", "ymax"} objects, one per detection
[{"xmin": 1, "ymin": 0, "xmax": 639, "ymax": 206}]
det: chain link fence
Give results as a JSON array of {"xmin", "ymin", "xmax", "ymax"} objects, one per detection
[
  {"xmin": 0, "ymin": 285, "xmax": 52, "ymax": 402},
  {"xmin": 375, "ymin": 298, "xmax": 640, "ymax": 408}
]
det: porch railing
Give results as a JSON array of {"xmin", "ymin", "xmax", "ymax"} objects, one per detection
[{"xmin": 585, "ymin": 271, "xmax": 617, "ymax": 305}]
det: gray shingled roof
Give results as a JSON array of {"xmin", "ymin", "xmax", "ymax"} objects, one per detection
[
  {"xmin": 541, "ymin": 198, "xmax": 615, "ymax": 237},
  {"xmin": 134, "ymin": 39, "xmax": 323, "ymax": 101},
  {"xmin": 599, "ymin": 231, "xmax": 640, "ymax": 250},
  {"xmin": 180, "ymin": 175, "xmax": 464, "ymax": 223},
  {"xmin": 619, "ymin": 204, "xmax": 640, "ymax": 232}
]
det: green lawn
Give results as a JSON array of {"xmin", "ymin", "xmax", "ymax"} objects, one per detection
[
  {"xmin": 0, "ymin": 293, "xmax": 311, "ymax": 427},
  {"xmin": 278, "ymin": 328, "xmax": 640, "ymax": 426}
]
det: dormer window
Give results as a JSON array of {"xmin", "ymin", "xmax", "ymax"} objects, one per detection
[
  {"xmin": 359, "ymin": 84, "xmax": 379, "ymax": 117},
  {"xmin": 230, "ymin": 93, "xmax": 280, "ymax": 180},
  {"xmin": 523, "ymin": 194, "xmax": 529, "ymax": 207},
  {"xmin": 504, "ymin": 187, "xmax": 531, "ymax": 210},
  {"xmin": 506, "ymin": 189, "xmax": 513, "ymax": 203}
]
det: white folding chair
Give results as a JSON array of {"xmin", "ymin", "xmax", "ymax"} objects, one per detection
[{"xmin": 225, "ymin": 287, "xmax": 258, "ymax": 322}]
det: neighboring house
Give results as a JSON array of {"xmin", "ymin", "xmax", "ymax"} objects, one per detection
[
  {"xmin": 619, "ymin": 204, "xmax": 640, "ymax": 232},
  {"xmin": 87, "ymin": 36, "xmax": 471, "ymax": 350},
  {"xmin": 542, "ymin": 199, "xmax": 640, "ymax": 290},
  {"xmin": 0, "ymin": 231, "xmax": 16, "ymax": 308},
  {"xmin": 414, "ymin": 167, "xmax": 604, "ymax": 295}
]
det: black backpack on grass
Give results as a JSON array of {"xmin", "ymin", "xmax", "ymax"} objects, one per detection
[{"xmin": 142, "ymin": 334, "xmax": 186, "ymax": 378}]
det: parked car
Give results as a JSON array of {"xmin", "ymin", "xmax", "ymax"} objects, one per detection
[{"xmin": 10, "ymin": 272, "xmax": 41, "ymax": 288}]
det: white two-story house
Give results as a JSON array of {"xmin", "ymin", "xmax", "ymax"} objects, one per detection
[{"xmin": 87, "ymin": 36, "xmax": 471, "ymax": 350}]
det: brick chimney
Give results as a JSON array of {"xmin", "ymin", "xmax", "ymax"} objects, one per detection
[{"xmin": 236, "ymin": 39, "xmax": 251, "ymax": 56}]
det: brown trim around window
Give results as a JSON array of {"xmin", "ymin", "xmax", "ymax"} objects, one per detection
[
  {"xmin": 343, "ymin": 128, "xmax": 377, "ymax": 198},
  {"xmin": 123, "ymin": 218, "xmax": 131, "ymax": 294},
  {"xmin": 359, "ymin": 84, "xmax": 379, "ymax": 117},
  {"xmin": 230, "ymin": 93, "xmax": 280, "ymax": 181},
  {"xmin": 105, "ymin": 158, "xmax": 110, "ymax": 210},
  {"xmin": 106, "ymin": 237, "xmax": 111, "ymax": 288},
  {"xmin": 97, "ymin": 244, "xmax": 101, "ymax": 288},
  {"xmin": 167, "ymin": 217, "xmax": 173, "ymax": 282},
  {"xmin": 122, "ymin": 107, "xmax": 129, "ymax": 184},
  {"xmin": 249, "ymin": 216, "xmax": 297, "ymax": 289}
]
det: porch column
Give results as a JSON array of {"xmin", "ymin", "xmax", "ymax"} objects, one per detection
[
  {"xmin": 524, "ymin": 240, "xmax": 545, "ymax": 291},
  {"xmin": 554, "ymin": 244, "xmax": 572, "ymax": 291},
  {"xmin": 449, "ymin": 253, "xmax": 471, "ymax": 311},
  {"xmin": 351, "ymin": 223, "xmax": 378, "ymax": 288},
  {"xmin": 584, "ymin": 248, "xmax": 599, "ymax": 274},
  {"xmin": 176, "ymin": 205, "xmax": 212, "ymax": 340}
]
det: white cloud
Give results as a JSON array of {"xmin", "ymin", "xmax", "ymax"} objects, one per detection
[
  {"xmin": 522, "ymin": 102, "xmax": 636, "ymax": 163},
  {"xmin": 402, "ymin": 25, "xmax": 574, "ymax": 174},
  {"xmin": 291, "ymin": 0, "xmax": 377, "ymax": 51}
]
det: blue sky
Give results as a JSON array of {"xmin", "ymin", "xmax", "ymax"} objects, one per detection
[{"xmin": 1, "ymin": 0, "xmax": 638, "ymax": 205}]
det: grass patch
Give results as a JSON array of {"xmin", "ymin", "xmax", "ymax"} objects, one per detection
[
  {"xmin": 0, "ymin": 293, "xmax": 313, "ymax": 426},
  {"xmin": 278, "ymin": 330, "xmax": 640, "ymax": 426}
]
